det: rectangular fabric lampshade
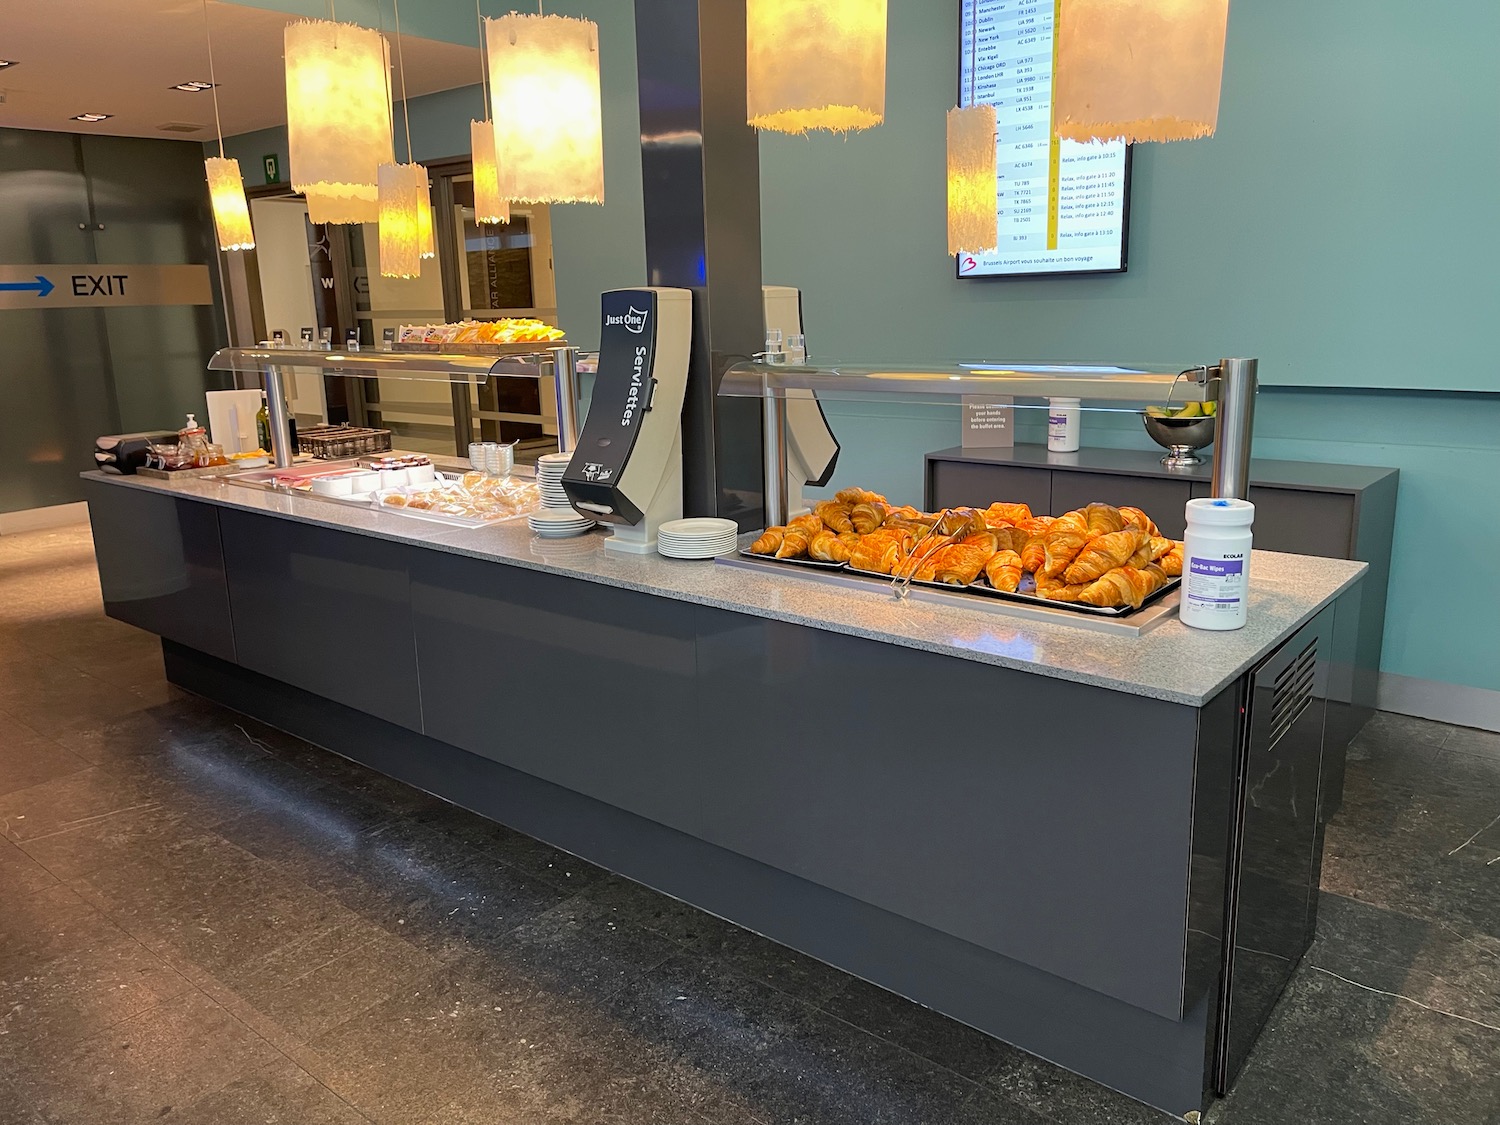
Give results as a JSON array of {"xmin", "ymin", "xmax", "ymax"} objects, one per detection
[
  {"xmin": 1055, "ymin": 0, "xmax": 1230, "ymax": 143},
  {"xmin": 205, "ymin": 156, "xmax": 254, "ymax": 251},
  {"xmin": 470, "ymin": 119, "xmax": 511, "ymax": 225},
  {"xmin": 946, "ymin": 105, "xmax": 997, "ymax": 255},
  {"xmin": 285, "ymin": 19, "xmax": 395, "ymax": 223},
  {"xmin": 484, "ymin": 14, "xmax": 604, "ymax": 204},
  {"xmin": 378, "ymin": 162, "xmax": 424, "ymax": 278},
  {"xmin": 747, "ymin": 0, "xmax": 886, "ymax": 134},
  {"xmin": 417, "ymin": 169, "xmax": 435, "ymax": 260}
]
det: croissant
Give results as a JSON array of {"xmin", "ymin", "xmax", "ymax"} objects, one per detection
[
  {"xmin": 1064, "ymin": 528, "xmax": 1150, "ymax": 584},
  {"xmin": 849, "ymin": 536, "xmax": 904, "ymax": 575},
  {"xmin": 1084, "ymin": 503, "xmax": 1125, "ymax": 537},
  {"xmin": 915, "ymin": 542, "xmax": 994, "ymax": 585},
  {"xmin": 776, "ymin": 530, "xmax": 811, "ymax": 559},
  {"xmin": 908, "ymin": 534, "xmax": 948, "ymax": 560},
  {"xmin": 814, "ymin": 500, "xmax": 855, "ymax": 535},
  {"xmin": 1148, "ymin": 535, "xmax": 1174, "ymax": 561},
  {"xmin": 1035, "ymin": 576, "xmax": 1091, "ymax": 602},
  {"xmin": 982, "ymin": 502, "xmax": 1033, "ymax": 528},
  {"xmin": 984, "ymin": 550, "xmax": 1023, "ymax": 592},
  {"xmin": 1019, "ymin": 535, "xmax": 1047, "ymax": 574},
  {"xmin": 934, "ymin": 507, "xmax": 988, "ymax": 539},
  {"xmin": 1159, "ymin": 542, "xmax": 1185, "ymax": 577},
  {"xmin": 850, "ymin": 501, "xmax": 890, "ymax": 534},
  {"xmin": 1126, "ymin": 542, "xmax": 1154, "ymax": 569},
  {"xmin": 838, "ymin": 531, "xmax": 862, "ymax": 549},
  {"xmin": 1016, "ymin": 516, "xmax": 1056, "ymax": 534},
  {"xmin": 1077, "ymin": 565, "xmax": 1168, "ymax": 609},
  {"xmin": 788, "ymin": 513, "xmax": 824, "ymax": 542},
  {"xmin": 809, "ymin": 529, "xmax": 853, "ymax": 563},
  {"xmin": 882, "ymin": 505, "xmax": 922, "ymax": 524},
  {"xmin": 1120, "ymin": 506, "xmax": 1160, "ymax": 536},
  {"xmin": 1039, "ymin": 513, "xmax": 1093, "ymax": 579},
  {"xmin": 750, "ymin": 527, "xmax": 785, "ymax": 555},
  {"xmin": 835, "ymin": 487, "xmax": 887, "ymax": 506}
]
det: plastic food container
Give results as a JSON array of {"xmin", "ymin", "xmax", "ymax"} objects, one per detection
[
  {"xmin": 1181, "ymin": 497, "xmax": 1255, "ymax": 631},
  {"xmin": 310, "ymin": 473, "xmax": 356, "ymax": 497}
]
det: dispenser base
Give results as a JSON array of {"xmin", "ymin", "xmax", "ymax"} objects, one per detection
[{"xmin": 604, "ymin": 533, "xmax": 658, "ymax": 555}]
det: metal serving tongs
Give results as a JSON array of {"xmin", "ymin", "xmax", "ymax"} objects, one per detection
[{"xmin": 891, "ymin": 510, "xmax": 962, "ymax": 601}]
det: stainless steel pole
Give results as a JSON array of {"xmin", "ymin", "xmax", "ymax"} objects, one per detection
[
  {"xmin": 1210, "ymin": 357, "xmax": 1258, "ymax": 500},
  {"xmin": 550, "ymin": 346, "xmax": 581, "ymax": 454},
  {"xmin": 263, "ymin": 364, "xmax": 294, "ymax": 468},
  {"xmin": 762, "ymin": 388, "xmax": 789, "ymax": 529}
]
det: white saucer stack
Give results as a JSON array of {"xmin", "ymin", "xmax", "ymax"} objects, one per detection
[
  {"xmin": 656, "ymin": 518, "xmax": 740, "ymax": 560},
  {"xmin": 528, "ymin": 508, "xmax": 595, "ymax": 538},
  {"xmin": 534, "ymin": 453, "xmax": 576, "ymax": 511}
]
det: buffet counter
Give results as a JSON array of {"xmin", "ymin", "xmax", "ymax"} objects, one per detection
[{"xmin": 83, "ymin": 469, "xmax": 1367, "ymax": 1118}]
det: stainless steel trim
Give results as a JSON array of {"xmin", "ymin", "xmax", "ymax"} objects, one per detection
[
  {"xmin": 1211, "ymin": 358, "xmax": 1258, "ymax": 500},
  {"xmin": 550, "ymin": 345, "xmax": 581, "ymax": 453},
  {"xmin": 262, "ymin": 364, "xmax": 293, "ymax": 469},
  {"xmin": 763, "ymin": 390, "xmax": 789, "ymax": 528}
]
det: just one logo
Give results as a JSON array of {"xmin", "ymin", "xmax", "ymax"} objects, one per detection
[{"xmin": 605, "ymin": 306, "xmax": 649, "ymax": 334}]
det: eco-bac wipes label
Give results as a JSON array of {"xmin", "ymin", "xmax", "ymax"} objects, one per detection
[{"xmin": 1186, "ymin": 556, "xmax": 1246, "ymax": 612}]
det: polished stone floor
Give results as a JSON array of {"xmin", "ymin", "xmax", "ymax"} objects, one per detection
[{"xmin": 2, "ymin": 523, "xmax": 1498, "ymax": 1125}]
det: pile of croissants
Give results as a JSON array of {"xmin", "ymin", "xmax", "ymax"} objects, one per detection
[{"xmin": 750, "ymin": 488, "xmax": 1186, "ymax": 609}]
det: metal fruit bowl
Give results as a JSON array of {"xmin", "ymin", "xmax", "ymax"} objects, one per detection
[{"xmin": 1142, "ymin": 412, "xmax": 1216, "ymax": 467}]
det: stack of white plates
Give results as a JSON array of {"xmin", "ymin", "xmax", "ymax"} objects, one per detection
[
  {"xmin": 656, "ymin": 518, "xmax": 739, "ymax": 560},
  {"xmin": 528, "ymin": 508, "xmax": 595, "ymax": 539},
  {"xmin": 535, "ymin": 452, "xmax": 574, "ymax": 510}
]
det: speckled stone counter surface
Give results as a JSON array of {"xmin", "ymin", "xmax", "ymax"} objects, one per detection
[{"xmin": 84, "ymin": 472, "xmax": 1366, "ymax": 706}]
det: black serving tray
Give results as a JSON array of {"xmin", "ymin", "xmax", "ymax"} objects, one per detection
[
  {"xmin": 847, "ymin": 564, "xmax": 1180, "ymax": 618},
  {"xmin": 738, "ymin": 549, "xmax": 849, "ymax": 571}
]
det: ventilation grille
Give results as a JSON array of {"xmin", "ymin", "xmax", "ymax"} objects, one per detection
[
  {"xmin": 1268, "ymin": 639, "xmax": 1317, "ymax": 750},
  {"xmin": 157, "ymin": 122, "xmax": 205, "ymax": 133}
]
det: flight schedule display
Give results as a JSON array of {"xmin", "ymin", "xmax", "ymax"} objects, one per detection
[{"xmin": 957, "ymin": 0, "xmax": 1131, "ymax": 279}]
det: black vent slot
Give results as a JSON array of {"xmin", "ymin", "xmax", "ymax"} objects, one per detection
[{"xmin": 1268, "ymin": 639, "xmax": 1317, "ymax": 750}]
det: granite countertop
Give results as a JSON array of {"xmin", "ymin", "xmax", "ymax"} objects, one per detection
[{"xmin": 85, "ymin": 472, "xmax": 1367, "ymax": 706}]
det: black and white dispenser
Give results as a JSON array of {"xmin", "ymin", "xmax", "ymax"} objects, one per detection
[
  {"xmin": 561, "ymin": 287, "xmax": 692, "ymax": 554},
  {"xmin": 762, "ymin": 285, "xmax": 839, "ymax": 517}
]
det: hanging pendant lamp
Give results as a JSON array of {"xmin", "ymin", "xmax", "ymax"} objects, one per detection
[
  {"xmin": 946, "ymin": 105, "xmax": 997, "ymax": 255},
  {"xmin": 378, "ymin": 162, "xmax": 424, "ymax": 279},
  {"xmin": 484, "ymin": 13, "xmax": 604, "ymax": 204},
  {"xmin": 285, "ymin": 18, "xmax": 394, "ymax": 224},
  {"xmin": 1055, "ymin": 0, "xmax": 1231, "ymax": 143},
  {"xmin": 199, "ymin": 0, "xmax": 253, "ymax": 251},
  {"xmin": 417, "ymin": 167, "xmax": 436, "ymax": 260},
  {"xmin": 746, "ymin": 0, "xmax": 887, "ymax": 134},
  {"xmin": 470, "ymin": 119, "xmax": 511, "ymax": 225}
]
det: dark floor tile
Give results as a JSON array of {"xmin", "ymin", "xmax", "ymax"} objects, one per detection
[
  {"xmin": 224, "ymin": 918, "xmax": 442, "ymax": 1043},
  {"xmin": 0, "ymin": 883, "xmax": 128, "ymax": 978},
  {"xmin": 1208, "ymin": 964, "xmax": 1500, "ymax": 1125},
  {"xmin": 951, "ymin": 1086, "xmax": 1060, "ymax": 1125},
  {"xmin": 0, "ymin": 1076, "xmax": 44, "ymax": 1125},
  {"xmin": 416, "ymin": 808, "xmax": 609, "ymax": 894},
  {"xmin": 1308, "ymin": 892, "xmax": 1500, "ymax": 1029},
  {"xmin": 983, "ymin": 1040, "xmax": 1176, "ymax": 1125},
  {"xmin": 0, "ymin": 837, "xmax": 59, "ymax": 899},
  {"xmin": 0, "ymin": 766, "xmax": 161, "ymax": 844},
  {"xmin": 584, "ymin": 873, "xmax": 737, "ymax": 947},
  {"xmin": 0, "ymin": 658, "xmax": 169, "ymax": 741},
  {"xmin": 18, "ymin": 801, "xmax": 207, "ymax": 881},
  {"xmin": 49, "ymin": 694, "xmax": 266, "ymax": 766},
  {"xmin": 1445, "ymin": 725, "xmax": 1500, "ymax": 762},
  {"xmin": 304, "ymin": 967, "xmax": 556, "ymax": 1122},
  {"xmin": 0, "ymin": 713, "xmax": 90, "ymax": 797},
  {"xmin": 163, "ymin": 1058, "xmax": 371, "ymax": 1125},
  {"xmin": 11, "ymin": 989, "xmax": 280, "ymax": 1125},
  {"xmin": 818, "ymin": 976, "xmax": 1010, "ymax": 1084}
]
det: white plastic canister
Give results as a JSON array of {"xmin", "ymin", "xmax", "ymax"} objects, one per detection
[
  {"xmin": 1047, "ymin": 397, "xmax": 1081, "ymax": 452},
  {"xmin": 1180, "ymin": 497, "xmax": 1255, "ymax": 631}
]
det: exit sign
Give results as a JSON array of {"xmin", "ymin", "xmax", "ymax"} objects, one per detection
[{"xmin": 263, "ymin": 153, "xmax": 280, "ymax": 184}]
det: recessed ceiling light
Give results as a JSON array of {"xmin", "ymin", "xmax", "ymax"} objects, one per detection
[
  {"xmin": 171, "ymin": 80, "xmax": 216, "ymax": 92},
  {"xmin": 0, "ymin": 60, "xmax": 18, "ymax": 70},
  {"xmin": 72, "ymin": 113, "xmax": 112, "ymax": 123}
]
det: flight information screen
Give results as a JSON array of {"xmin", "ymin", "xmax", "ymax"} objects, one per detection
[{"xmin": 956, "ymin": 0, "xmax": 1132, "ymax": 279}]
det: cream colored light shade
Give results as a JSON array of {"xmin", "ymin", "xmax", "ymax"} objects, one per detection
[
  {"xmin": 946, "ymin": 105, "xmax": 997, "ymax": 255},
  {"xmin": 1055, "ymin": 0, "xmax": 1230, "ymax": 143},
  {"xmin": 285, "ymin": 19, "xmax": 395, "ymax": 223},
  {"xmin": 205, "ymin": 157, "xmax": 254, "ymax": 252},
  {"xmin": 747, "ymin": 0, "xmax": 886, "ymax": 134},
  {"xmin": 470, "ymin": 120, "xmax": 511, "ymax": 225},
  {"xmin": 417, "ymin": 170, "xmax": 435, "ymax": 260},
  {"xmin": 377, "ymin": 162, "xmax": 425, "ymax": 279},
  {"xmin": 484, "ymin": 14, "xmax": 604, "ymax": 204}
]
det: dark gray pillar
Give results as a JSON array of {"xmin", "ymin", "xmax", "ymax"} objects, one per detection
[{"xmin": 634, "ymin": 0, "xmax": 765, "ymax": 527}]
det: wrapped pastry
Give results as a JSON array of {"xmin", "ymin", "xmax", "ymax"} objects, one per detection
[{"xmin": 984, "ymin": 550, "xmax": 1024, "ymax": 592}]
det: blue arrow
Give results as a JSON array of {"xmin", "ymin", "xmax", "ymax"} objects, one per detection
[{"xmin": 0, "ymin": 276, "xmax": 54, "ymax": 298}]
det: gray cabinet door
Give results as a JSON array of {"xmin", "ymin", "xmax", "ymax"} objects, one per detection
[
  {"xmin": 927, "ymin": 461, "xmax": 1051, "ymax": 514},
  {"xmin": 219, "ymin": 510, "xmax": 421, "ymax": 730},
  {"xmin": 84, "ymin": 479, "xmax": 235, "ymax": 662},
  {"xmin": 1191, "ymin": 483, "xmax": 1354, "ymax": 558}
]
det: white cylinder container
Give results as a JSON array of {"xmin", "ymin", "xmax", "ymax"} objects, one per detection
[
  {"xmin": 1180, "ymin": 497, "xmax": 1255, "ymax": 631},
  {"xmin": 1047, "ymin": 397, "xmax": 1081, "ymax": 452}
]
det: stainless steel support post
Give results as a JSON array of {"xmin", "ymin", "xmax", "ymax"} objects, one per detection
[
  {"xmin": 763, "ymin": 388, "xmax": 789, "ymax": 528},
  {"xmin": 262, "ymin": 364, "xmax": 294, "ymax": 469},
  {"xmin": 550, "ymin": 346, "xmax": 582, "ymax": 453},
  {"xmin": 1210, "ymin": 357, "xmax": 1258, "ymax": 500}
]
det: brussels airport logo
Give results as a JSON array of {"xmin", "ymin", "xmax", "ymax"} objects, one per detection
[
  {"xmin": 960, "ymin": 255, "xmax": 979, "ymax": 274},
  {"xmin": 606, "ymin": 306, "xmax": 649, "ymax": 334}
]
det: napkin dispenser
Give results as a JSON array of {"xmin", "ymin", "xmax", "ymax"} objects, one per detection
[
  {"xmin": 763, "ymin": 285, "xmax": 839, "ymax": 516},
  {"xmin": 561, "ymin": 287, "xmax": 692, "ymax": 554}
]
